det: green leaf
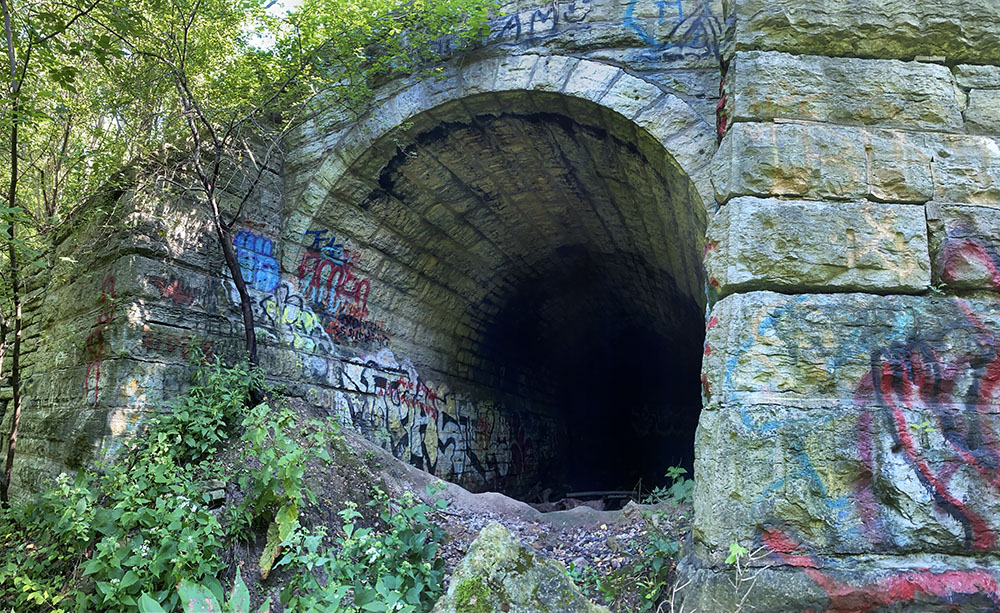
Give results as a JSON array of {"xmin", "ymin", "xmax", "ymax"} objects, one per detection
[
  {"xmin": 177, "ymin": 580, "xmax": 221, "ymax": 611},
  {"xmin": 259, "ymin": 521, "xmax": 281, "ymax": 580},
  {"xmin": 725, "ymin": 542, "xmax": 749, "ymax": 565},
  {"xmin": 230, "ymin": 567, "xmax": 250, "ymax": 613},
  {"xmin": 138, "ymin": 593, "xmax": 167, "ymax": 613},
  {"xmin": 120, "ymin": 570, "xmax": 140, "ymax": 589},
  {"xmin": 276, "ymin": 502, "xmax": 298, "ymax": 541}
]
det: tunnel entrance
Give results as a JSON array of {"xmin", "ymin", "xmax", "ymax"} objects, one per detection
[
  {"xmin": 315, "ymin": 87, "xmax": 710, "ymax": 501},
  {"xmin": 483, "ymin": 249, "xmax": 705, "ymax": 496}
]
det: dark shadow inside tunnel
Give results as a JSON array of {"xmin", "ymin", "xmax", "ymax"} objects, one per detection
[
  {"xmin": 481, "ymin": 248, "xmax": 705, "ymax": 498},
  {"xmin": 327, "ymin": 92, "xmax": 710, "ymax": 502}
]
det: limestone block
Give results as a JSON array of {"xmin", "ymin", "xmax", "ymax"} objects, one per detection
[
  {"xmin": 706, "ymin": 197, "xmax": 930, "ymax": 296},
  {"xmin": 727, "ymin": 51, "xmax": 963, "ymax": 131},
  {"xmin": 698, "ymin": 291, "xmax": 1000, "ymax": 561},
  {"xmin": 711, "ymin": 122, "xmax": 867, "ymax": 202},
  {"xmin": 714, "ymin": 124, "xmax": 1000, "ymax": 205},
  {"xmin": 728, "ymin": 0, "xmax": 1000, "ymax": 65},
  {"xmin": 953, "ymin": 64, "xmax": 1000, "ymax": 90},
  {"xmin": 866, "ymin": 129, "xmax": 934, "ymax": 203},
  {"xmin": 931, "ymin": 134, "xmax": 1000, "ymax": 205},
  {"xmin": 966, "ymin": 90, "xmax": 1000, "ymax": 135},
  {"xmin": 927, "ymin": 202, "xmax": 1000, "ymax": 290}
]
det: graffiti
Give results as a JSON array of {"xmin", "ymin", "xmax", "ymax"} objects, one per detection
[
  {"xmin": 763, "ymin": 528, "xmax": 1000, "ymax": 612},
  {"xmin": 296, "ymin": 247, "xmax": 370, "ymax": 318},
  {"xmin": 937, "ymin": 234, "xmax": 1000, "ymax": 289},
  {"xmin": 296, "ymin": 229, "xmax": 389, "ymax": 347},
  {"xmin": 233, "ymin": 229, "xmax": 280, "ymax": 292},
  {"xmin": 855, "ymin": 312, "xmax": 1000, "ymax": 551},
  {"xmin": 331, "ymin": 349, "xmax": 556, "ymax": 491},
  {"xmin": 141, "ymin": 327, "xmax": 218, "ymax": 360},
  {"xmin": 148, "ymin": 275, "xmax": 197, "ymax": 307},
  {"xmin": 488, "ymin": 0, "xmax": 592, "ymax": 43},
  {"xmin": 83, "ymin": 274, "xmax": 116, "ymax": 405},
  {"xmin": 260, "ymin": 282, "xmax": 332, "ymax": 354},
  {"xmin": 716, "ymin": 76, "xmax": 728, "ymax": 142},
  {"xmin": 623, "ymin": 0, "xmax": 721, "ymax": 60},
  {"xmin": 218, "ymin": 227, "xmax": 550, "ymax": 492}
]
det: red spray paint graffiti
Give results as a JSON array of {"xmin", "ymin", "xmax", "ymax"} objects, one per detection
[
  {"xmin": 83, "ymin": 274, "xmax": 115, "ymax": 404},
  {"xmin": 763, "ymin": 528, "xmax": 1000, "ymax": 612}
]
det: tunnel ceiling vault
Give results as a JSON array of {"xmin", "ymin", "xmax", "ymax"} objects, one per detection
[{"xmin": 300, "ymin": 90, "xmax": 709, "ymax": 404}]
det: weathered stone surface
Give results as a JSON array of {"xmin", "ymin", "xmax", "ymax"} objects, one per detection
[
  {"xmin": 932, "ymin": 133, "xmax": 1000, "ymax": 204},
  {"xmin": 714, "ymin": 123, "xmax": 1000, "ymax": 205},
  {"xmin": 728, "ymin": 0, "xmax": 1000, "ymax": 65},
  {"xmin": 432, "ymin": 523, "xmax": 608, "ymax": 613},
  {"xmin": 702, "ymin": 291, "xmax": 1000, "ymax": 410},
  {"xmin": 727, "ymin": 51, "xmax": 964, "ymax": 130},
  {"xmin": 712, "ymin": 122, "xmax": 867, "ymax": 202},
  {"xmin": 927, "ymin": 202, "xmax": 1000, "ymax": 290},
  {"xmin": 866, "ymin": 129, "xmax": 934, "ymax": 203},
  {"xmin": 705, "ymin": 197, "xmax": 930, "ymax": 296},
  {"xmin": 677, "ymin": 555, "xmax": 1000, "ymax": 612},
  {"xmin": 697, "ymin": 291, "xmax": 1000, "ymax": 571},
  {"xmin": 966, "ymin": 89, "xmax": 1000, "ymax": 135},
  {"xmin": 953, "ymin": 64, "xmax": 1000, "ymax": 90}
]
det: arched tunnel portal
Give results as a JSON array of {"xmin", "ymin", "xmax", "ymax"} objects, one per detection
[{"xmin": 289, "ymin": 79, "xmax": 714, "ymax": 499}]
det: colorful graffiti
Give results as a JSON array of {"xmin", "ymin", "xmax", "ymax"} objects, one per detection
[
  {"xmin": 295, "ymin": 229, "xmax": 390, "ymax": 347},
  {"xmin": 83, "ymin": 274, "xmax": 116, "ymax": 405},
  {"xmin": 233, "ymin": 229, "xmax": 280, "ymax": 292},
  {"xmin": 712, "ymin": 292, "xmax": 1000, "ymax": 607},
  {"xmin": 332, "ymin": 349, "xmax": 556, "ymax": 491},
  {"xmin": 854, "ymin": 305, "xmax": 1000, "ymax": 552},
  {"xmin": 214, "ymin": 226, "xmax": 553, "ymax": 491}
]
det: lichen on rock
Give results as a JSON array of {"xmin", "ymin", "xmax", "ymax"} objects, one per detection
[{"xmin": 432, "ymin": 523, "xmax": 610, "ymax": 613}]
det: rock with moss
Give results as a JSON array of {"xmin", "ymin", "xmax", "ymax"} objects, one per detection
[{"xmin": 432, "ymin": 523, "xmax": 609, "ymax": 613}]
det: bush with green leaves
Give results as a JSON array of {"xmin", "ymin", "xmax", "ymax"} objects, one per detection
[
  {"xmin": 274, "ymin": 485, "xmax": 449, "ymax": 612},
  {"xmin": 0, "ymin": 356, "xmax": 454, "ymax": 613},
  {"xmin": 0, "ymin": 358, "xmax": 261, "ymax": 612}
]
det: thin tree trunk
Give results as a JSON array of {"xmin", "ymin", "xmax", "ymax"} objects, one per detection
[
  {"xmin": 209, "ymin": 198, "xmax": 262, "ymax": 405},
  {"xmin": 1, "ymin": 0, "xmax": 22, "ymax": 507}
]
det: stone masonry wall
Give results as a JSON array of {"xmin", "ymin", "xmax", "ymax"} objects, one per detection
[
  {"xmin": 4, "ymin": 0, "xmax": 725, "ymax": 498},
  {"xmin": 683, "ymin": 0, "xmax": 1000, "ymax": 610}
]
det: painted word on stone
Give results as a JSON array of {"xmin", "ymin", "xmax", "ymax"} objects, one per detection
[
  {"xmin": 297, "ymin": 229, "xmax": 390, "ymax": 347},
  {"xmin": 234, "ymin": 229, "xmax": 280, "ymax": 292}
]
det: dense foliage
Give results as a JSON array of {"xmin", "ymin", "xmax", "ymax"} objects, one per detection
[{"xmin": 0, "ymin": 358, "xmax": 451, "ymax": 612}]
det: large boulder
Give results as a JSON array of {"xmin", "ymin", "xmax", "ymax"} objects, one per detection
[{"xmin": 432, "ymin": 523, "xmax": 609, "ymax": 613}]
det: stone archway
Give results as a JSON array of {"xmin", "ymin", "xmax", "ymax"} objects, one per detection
[{"xmin": 281, "ymin": 55, "xmax": 717, "ymax": 496}]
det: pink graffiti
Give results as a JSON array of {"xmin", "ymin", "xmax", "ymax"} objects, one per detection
[
  {"xmin": 375, "ymin": 376, "xmax": 440, "ymax": 420},
  {"xmin": 763, "ymin": 528, "xmax": 1000, "ymax": 612},
  {"xmin": 938, "ymin": 237, "xmax": 1000, "ymax": 288},
  {"xmin": 148, "ymin": 275, "xmax": 196, "ymax": 307},
  {"xmin": 854, "ymin": 302, "xmax": 1000, "ymax": 551}
]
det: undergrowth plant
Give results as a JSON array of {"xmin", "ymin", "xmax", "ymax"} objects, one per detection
[
  {"xmin": 572, "ymin": 466, "xmax": 695, "ymax": 612},
  {"xmin": 0, "ymin": 356, "xmax": 452, "ymax": 613}
]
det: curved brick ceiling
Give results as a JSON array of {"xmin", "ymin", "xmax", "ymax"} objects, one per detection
[{"xmin": 308, "ymin": 92, "xmax": 708, "ymax": 489}]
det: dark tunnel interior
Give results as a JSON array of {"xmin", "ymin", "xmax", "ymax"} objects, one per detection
[
  {"xmin": 481, "ymin": 248, "xmax": 705, "ymax": 499},
  {"xmin": 344, "ymin": 97, "xmax": 709, "ymax": 502}
]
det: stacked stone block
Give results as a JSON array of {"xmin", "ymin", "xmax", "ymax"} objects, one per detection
[{"xmin": 686, "ymin": 0, "xmax": 1000, "ymax": 609}]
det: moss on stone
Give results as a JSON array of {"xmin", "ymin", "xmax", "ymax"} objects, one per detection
[{"xmin": 454, "ymin": 577, "xmax": 491, "ymax": 613}]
